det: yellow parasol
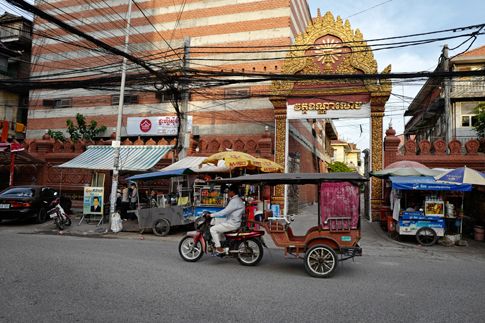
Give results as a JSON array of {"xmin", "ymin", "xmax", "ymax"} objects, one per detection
[
  {"xmin": 253, "ymin": 157, "xmax": 284, "ymax": 173},
  {"xmin": 201, "ymin": 151, "xmax": 257, "ymax": 169}
]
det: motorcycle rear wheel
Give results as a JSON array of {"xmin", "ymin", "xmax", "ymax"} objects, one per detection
[
  {"xmin": 237, "ymin": 238, "xmax": 263, "ymax": 266},
  {"xmin": 179, "ymin": 236, "xmax": 203, "ymax": 262}
]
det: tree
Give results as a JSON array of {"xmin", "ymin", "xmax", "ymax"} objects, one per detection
[
  {"xmin": 47, "ymin": 129, "xmax": 66, "ymax": 142},
  {"xmin": 48, "ymin": 113, "xmax": 106, "ymax": 142},
  {"xmin": 66, "ymin": 113, "xmax": 107, "ymax": 142},
  {"xmin": 473, "ymin": 102, "xmax": 485, "ymax": 139},
  {"xmin": 328, "ymin": 161, "xmax": 355, "ymax": 173}
]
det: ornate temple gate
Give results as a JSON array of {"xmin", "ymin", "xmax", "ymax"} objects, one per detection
[{"xmin": 270, "ymin": 12, "xmax": 392, "ymax": 220}]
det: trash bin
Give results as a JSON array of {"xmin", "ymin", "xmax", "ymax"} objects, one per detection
[{"xmin": 474, "ymin": 225, "xmax": 484, "ymax": 241}]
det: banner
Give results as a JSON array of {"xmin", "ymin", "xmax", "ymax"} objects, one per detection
[
  {"xmin": 287, "ymin": 102, "xmax": 370, "ymax": 119},
  {"xmin": 83, "ymin": 187, "xmax": 104, "ymax": 215},
  {"xmin": 126, "ymin": 116, "xmax": 193, "ymax": 136}
]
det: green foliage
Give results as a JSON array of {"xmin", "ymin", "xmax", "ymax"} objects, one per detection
[
  {"xmin": 66, "ymin": 113, "xmax": 107, "ymax": 142},
  {"xmin": 328, "ymin": 161, "xmax": 355, "ymax": 173},
  {"xmin": 473, "ymin": 103, "xmax": 485, "ymax": 139},
  {"xmin": 47, "ymin": 129, "xmax": 66, "ymax": 142}
]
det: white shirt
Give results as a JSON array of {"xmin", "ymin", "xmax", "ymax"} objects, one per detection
[
  {"xmin": 211, "ymin": 195, "xmax": 245, "ymax": 227},
  {"xmin": 122, "ymin": 188, "xmax": 129, "ymax": 202}
]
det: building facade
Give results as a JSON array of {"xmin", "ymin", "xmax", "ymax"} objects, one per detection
[
  {"xmin": 0, "ymin": 13, "xmax": 32, "ymax": 141},
  {"xmin": 405, "ymin": 44, "xmax": 485, "ymax": 146},
  {"xmin": 27, "ymin": 0, "xmax": 310, "ymax": 147},
  {"xmin": 331, "ymin": 139, "xmax": 362, "ymax": 174}
]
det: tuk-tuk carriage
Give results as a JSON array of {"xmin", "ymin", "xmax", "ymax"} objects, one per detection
[{"xmin": 214, "ymin": 172, "xmax": 367, "ymax": 278}]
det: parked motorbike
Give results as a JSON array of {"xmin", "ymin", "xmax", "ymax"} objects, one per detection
[
  {"xmin": 178, "ymin": 213, "xmax": 265, "ymax": 266},
  {"xmin": 47, "ymin": 198, "xmax": 71, "ymax": 230}
]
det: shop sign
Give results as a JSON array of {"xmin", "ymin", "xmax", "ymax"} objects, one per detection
[
  {"xmin": 126, "ymin": 116, "xmax": 193, "ymax": 136},
  {"xmin": 83, "ymin": 187, "xmax": 104, "ymax": 215},
  {"xmin": 287, "ymin": 101, "xmax": 370, "ymax": 119}
]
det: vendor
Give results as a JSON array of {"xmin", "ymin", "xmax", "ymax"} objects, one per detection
[{"xmin": 405, "ymin": 203, "xmax": 417, "ymax": 212}]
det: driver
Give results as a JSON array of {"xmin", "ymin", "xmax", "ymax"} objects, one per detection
[{"xmin": 209, "ymin": 184, "xmax": 244, "ymax": 254}]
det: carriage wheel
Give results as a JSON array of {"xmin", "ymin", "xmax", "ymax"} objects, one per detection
[{"xmin": 304, "ymin": 244, "xmax": 338, "ymax": 278}]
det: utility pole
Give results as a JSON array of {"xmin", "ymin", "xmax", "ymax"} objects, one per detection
[
  {"xmin": 109, "ymin": 0, "xmax": 133, "ymax": 216},
  {"xmin": 443, "ymin": 44, "xmax": 452, "ymax": 142},
  {"xmin": 178, "ymin": 37, "xmax": 190, "ymax": 159}
]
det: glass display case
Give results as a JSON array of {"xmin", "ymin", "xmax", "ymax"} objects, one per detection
[
  {"xmin": 193, "ymin": 185, "xmax": 225, "ymax": 207},
  {"xmin": 425, "ymin": 200, "xmax": 445, "ymax": 217}
]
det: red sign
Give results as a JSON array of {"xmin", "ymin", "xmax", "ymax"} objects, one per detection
[{"xmin": 139, "ymin": 119, "xmax": 152, "ymax": 133}]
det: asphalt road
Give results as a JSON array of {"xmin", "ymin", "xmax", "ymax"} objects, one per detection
[{"xmin": 1, "ymin": 226, "xmax": 485, "ymax": 323}]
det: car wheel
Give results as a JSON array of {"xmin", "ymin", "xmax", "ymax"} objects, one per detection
[{"xmin": 36, "ymin": 208, "xmax": 48, "ymax": 224}]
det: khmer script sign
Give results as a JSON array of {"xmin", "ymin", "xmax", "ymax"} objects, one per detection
[
  {"xmin": 127, "ymin": 116, "xmax": 193, "ymax": 136},
  {"xmin": 286, "ymin": 101, "xmax": 370, "ymax": 119}
]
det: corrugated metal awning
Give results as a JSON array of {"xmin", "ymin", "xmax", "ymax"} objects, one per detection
[
  {"xmin": 163, "ymin": 156, "xmax": 229, "ymax": 173},
  {"xmin": 57, "ymin": 145, "xmax": 173, "ymax": 171},
  {"xmin": 126, "ymin": 156, "xmax": 230, "ymax": 181}
]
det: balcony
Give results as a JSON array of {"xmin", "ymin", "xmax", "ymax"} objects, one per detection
[{"xmin": 451, "ymin": 76, "xmax": 485, "ymax": 100}]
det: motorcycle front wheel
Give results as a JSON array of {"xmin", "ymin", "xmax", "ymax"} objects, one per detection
[
  {"xmin": 179, "ymin": 236, "xmax": 203, "ymax": 262},
  {"xmin": 55, "ymin": 217, "xmax": 65, "ymax": 230},
  {"xmin": 237, "ymin": 238, "xmax": 263, "ymax": 266}
]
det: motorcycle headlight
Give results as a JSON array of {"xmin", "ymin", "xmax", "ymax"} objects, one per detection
[{"xmin": 195, "ymin": 216, "xmax": 206, "ymax": 228}]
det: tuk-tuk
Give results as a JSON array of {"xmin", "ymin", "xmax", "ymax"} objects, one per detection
[{"xmin": 214, "ymin": 172, "xmax": 367, "ymax": 278}]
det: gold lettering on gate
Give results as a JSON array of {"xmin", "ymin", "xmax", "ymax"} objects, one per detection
[{"xmin": 293, "ymin": 102, "xmax": 363, "ymax": 114}]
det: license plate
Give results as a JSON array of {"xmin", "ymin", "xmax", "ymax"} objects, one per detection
[{"xmin": 0, "ymin": 204, "xmax": 10, "ymax": 209}]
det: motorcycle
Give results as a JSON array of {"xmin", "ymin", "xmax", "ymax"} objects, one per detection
[
  {"xmin": 178, "ymin": 213, "xmax": 265, "ymax": 266},
  {"xmin": 47, "ymin": 198, "xmax": 71, "ymax": 230}
]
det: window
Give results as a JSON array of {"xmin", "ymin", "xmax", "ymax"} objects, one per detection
[
  {"xmin": 111, "ymin": 94, "xmax": 139, "ymax": 105},
  {"xmin": 54, "ymin": 98, "xmax": 72, "ymax": 108},
  {"xmin": 224, "ymin": 88, "xmax": 250, "ymax": 99},
  {"xmin": 156, "ymin": 91, "xmax": 176, "ymax": 103},
  {"xmin": 0, "ymin": 188, "xmax": 34, "ymax": 198},
  {"xmin": 0, "ymin": 56, "xmax": 8, "ymax": 73},
  {"xmin": 461, "ymin": 115, "xmax": 478, "ymax": 127},
  {"xmin": 42, "ymin": 98, "xmax": 72, "ymax": 108}
]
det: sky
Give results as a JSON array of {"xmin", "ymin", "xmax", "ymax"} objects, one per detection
[
  {"xmin": 2, "ymin": 0, "xmax": 485, "ymax": 151},
  {"xmin": 308, "ymin": 0, "xmax": 485, "ymax": 150}
]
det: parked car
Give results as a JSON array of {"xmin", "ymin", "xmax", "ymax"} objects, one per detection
[{"xmin": 0, "ymin": 186, "xmax": 71, "ymax": 223}]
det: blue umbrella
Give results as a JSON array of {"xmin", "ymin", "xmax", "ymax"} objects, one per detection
[{"xmin": 435, "ymin": 166, "xmax": 485, "ymax": 186}]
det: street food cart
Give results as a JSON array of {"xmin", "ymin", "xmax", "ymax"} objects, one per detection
[
  {"xmin": 214, "ymin": 173, "xmax": 367, "ymax": 278},
  {"xmin": 127, "ymin": 157, "xmax": 229, "ymax": 236},
  {"xmin": 388, "ymin": 176, "xmax": 472, "ymax": 246}
]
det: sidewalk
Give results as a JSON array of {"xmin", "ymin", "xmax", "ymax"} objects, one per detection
[
  {"xmin": 15, "ymin": 207, "xmax": 485, "ymax": 254},
  {"xmin": 24, "ymin": 213, "xmax": 184, "ymax": 242}
]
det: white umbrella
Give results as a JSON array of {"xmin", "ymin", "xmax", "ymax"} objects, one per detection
[{"xmin": 435, "ymin": 166, "xmax": 485, "ymax": 186}]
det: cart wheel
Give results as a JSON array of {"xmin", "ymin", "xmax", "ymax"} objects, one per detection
[
  {"xmin": 153, "ymin": 218, "xmax": 170, "ymax": 236},
  {"xmin": 416, "ymin": 227, "xmax": 437, "ymax": 246},
  {"xmin": 304, "ymin": 244, "xmax": 338, "ymax": 278}
]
